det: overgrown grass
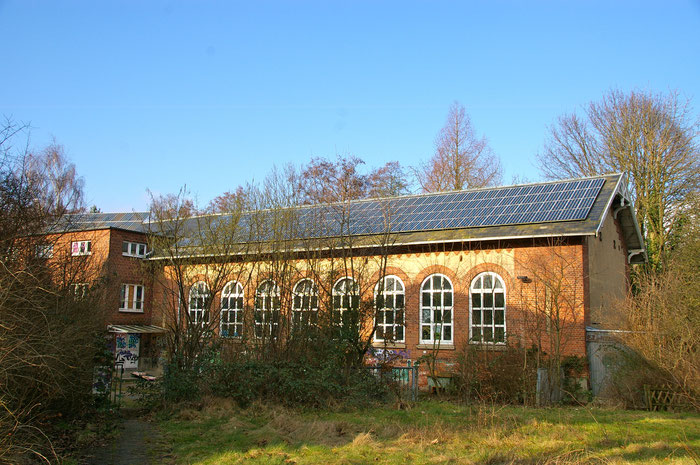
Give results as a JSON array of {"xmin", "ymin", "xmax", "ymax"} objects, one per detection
[{"xmin": 159, "ymin": 398, "xmax": 700, "ymax": 464}]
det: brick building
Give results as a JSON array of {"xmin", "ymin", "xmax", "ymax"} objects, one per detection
[{"xmin": 47, "ymin": 173, "xmax": 645, "ymax": 390}]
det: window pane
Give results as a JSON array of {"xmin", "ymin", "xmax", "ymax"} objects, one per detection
[
  {"xmin": 495, "ymin": 310, "xmax": 504, "ymax": 325},
  {"xmin": 396, "ymin": 294, "xmax": 404, "ymax": 308},
  {"xmin": 443, "ymin": 310, "xmax": 451, "ymax": 323},
  {"xmin": 385, "ymin": 278, "xmax": 394, "ymax": 292},
  {"xmin": 385, "ymin": 295, "xmax": 394, "ymax": 309},
  {"xmin": 483, "ymin": 274, "xmax": 493, "ymax": 289},
  {"xmin": 484, "ymin": 328, "xmax": 493, "ymax": 342},
  {"xmin": 495, "ymin": 327, "xmax": 505, "ymax": 342},
  {"xmin": 472, "ymin": 327, "xmax": 481, "ymax": 342},
  {"xmin": 236, "ymin": 297, "xmax": 244, "ymax": 308},
  {"xmin": 495, "ymin": 292, "xmax": 504, "ymax": 308},
  {"xmin": 433, "ymin": 292, "xmax": 442, "ymax": 307},
  {"xmin": 484, "ymin": 293, "xmax": 494, "ymax": 308},
  {"xmin": 375, "ymin": 295, "xmax": 384, "ymax": 308},
  {"xmin": 494, "ymin": 278, "xmax": 503, "ymax": 289},
  {"xmin": 484, "ymin": 310, "xmax": 493, "ymax": 324},
  {"xmin": 422, "ymin": 309, "xmax": 431, "ymax": 323},
  {"xmin": 396, "ymin": 310, "xmax": 404, "ymax": 324},
  {"xmin": 396, "ymin": 326, "xmax": 404, "ymax": 341},
  {"xmin": 122, "ymin": 242, "xmax": 128, "ymax": 253},
  {"xmin": 443, "ymin": 326, "xmax": 452, "ymax": 341},
  {"xmin": 421, "ymin": 326, "xmax": 430, "ymax": 340},
  {"xmin": 472, "ymin": 309, "xmax": 481, "ymax": 324},
  {"xmin": 386, "ymin": 311, "xmax": 394, "ymax": 324},
  {"xmin": 473, "ymin": 277, "xmax": 482, "ymax": 289},
  {"xmin": 433, "ymin": 309, "xmax": 442, "ymax": 323},
  {"xmin": 422, "ymin": 293, "xmax": 430, "ymax": 307},
  {"xmin": 294, "ymin": 296, "xmax": 301, "ymax": 308},
  {"xmin": 432, "ymin": 275, "xmax": 442, "ymax": 290},
  {"xmin": 472, "ymin": 293, "xmax": 481, "ymax": 308},
  {"xmin": 444, "ymin": 292, "xmax": 452, "ymax": 307}
]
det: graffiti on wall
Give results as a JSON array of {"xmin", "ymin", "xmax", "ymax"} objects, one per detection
[{"xmin": 365, "ymin": 347, "xmax": 411, "ymax": 366}]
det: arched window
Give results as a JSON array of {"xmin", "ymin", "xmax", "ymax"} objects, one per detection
[
  {"xmin": 374, "ymin": 276, "xmax": 405, "ymax": 343},
  {"xmin": 292, "ymin": 279, "xmax": 318, "ymax": 328},
  {"xmin": 470, "ymin": 272, "xmax": 506, "ymax": 344},
  {"xmin": 189, "ymin": 281, "xmax": 210, "ymax": 325},
  {"xmin": 255, "ymin": 280, "xmax": 280, "ymax": 338},
  {"xmin": 420, "ymin": 274, "xmax": 453, "ymax": 344},
  {"xmin": 220, "ymin": 281, "xmax": 244, "ymax": 338},
  {"xmin": 332, "ymin": 277, "xmax": 359, "ymax": 326}
]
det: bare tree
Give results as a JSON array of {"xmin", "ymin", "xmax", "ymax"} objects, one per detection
[
  {"xmin": 515, "ymin": 239, "xmax": 587, "ymax": 404},
  {"xmin": 538, "ymin": 89, "xmax": 700, "ymax": 269},
  {"xmin": 0, "ymin": 118, "xmax": 102, "ymax": 463},
  {"xmin": 146, "ymin": 187, "xmax": 255, "ymax": 373},
  {"xmin": 417, "ymin": 101, "xmax": 502, "ymax": 192},
  {"xmin": 23, "ymin": 142, "xmax": 85, "ymax": 216}
]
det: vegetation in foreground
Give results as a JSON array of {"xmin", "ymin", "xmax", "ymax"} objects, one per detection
[{"xmin": 159, "ymin": 398, "xmax": 700, "ymax": 465}]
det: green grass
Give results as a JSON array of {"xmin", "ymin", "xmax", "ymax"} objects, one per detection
[{"xmin": 159, "ymin": 398, "xmax": 700, "ymax": 464}]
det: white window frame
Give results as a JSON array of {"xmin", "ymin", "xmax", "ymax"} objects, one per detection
[
  {"xmin": 420, "ymin": 274, "xmax": 454, "ymax": 344},
  {"xmin": 188, "ymin": 281, "xmax": 211, "ymax": 326},
  {"xmin": 120, "ymin": 283, "xmax": 145, "ymax": 313},
  {"xmin": 469, "ymin": 272, "xmax": 506, "ymax": 344},
  {"xmin": 254, "ymin": 280, "xmax": 280, "ymax": 339},
  {"xmin": 71, "ymin": 283, "xmax": 89, "ymax": 299},
  {"xmin": 122, "ymin": 241, "xmax": 147, "ymax": 258},
  {"xmin": 374, "ymin": 275, "xmax": 405, "ymax": 343},
  {"xmin": 292, "ymin": 279, "xmax": 319, "ymax": 329},
  {"xmin": 35, "ymin": 244, "xmax": 54, "ymax": 259},
  {"xmin": 71, "ymin": 240, "xmax": 91, "ymax": 256},
  {"xmin": 220, "ymin": 281, "xmax": 244, "ymax": 338},
  {"xmin": 332, "ymin": 277, "xmax": 360, "ymax": 327}
]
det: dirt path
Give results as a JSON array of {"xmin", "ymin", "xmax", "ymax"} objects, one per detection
[{"xmin": 85, "ymin": 414, "xmax": 169, "ymax": 465}]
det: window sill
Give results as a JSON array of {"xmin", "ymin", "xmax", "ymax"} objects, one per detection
[
  {"xmin": 372, "ymin": 342, "xmax": 406, "ymax": 349},
  {"xmin": 468, "ymin": 342, "xmax": 508, "ymax": 351},
  {"xmin": 118, "ymin": 309, "xmax": 144, "ymax": 313},
  {"xmin": 416, "ymin": 343, "xmax": 455, "ymax": 350}
]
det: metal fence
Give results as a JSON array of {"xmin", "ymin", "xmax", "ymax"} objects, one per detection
[{"xmin": 365, "ymin": 361, "xmax": 420, "ymax": 402}]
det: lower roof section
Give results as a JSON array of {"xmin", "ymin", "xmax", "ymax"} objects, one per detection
[{"xmin": 108, "ymin": 324, "xmax": 166, "ymax": 334}]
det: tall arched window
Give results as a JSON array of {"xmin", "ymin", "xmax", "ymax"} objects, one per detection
[
  {"xmin": 220, "ymin": 281, "xmax": 244, "ymax": 338},
  {"xmin": 470, "ymin": 272, "xmax": 506, "ymax": 344},
  {"xmin": 420, "ymin": 274, "xmax": 453, "ymax": 344},
  {"xmin": 374, "ymin": 275, "xmax": 405, "ymax": 343},
  {"xmin": 189, "ymin": 281, "xmax": 210, "ymax": 325},
  {"xmin": 292, "ymin": 279, "xmax": 318, "ymax": 328},
  {"xmin": 332, "ymin": 277, "xmax": 359, "ymax": 326},
  {"xmin": 254, "ymin": 280, "xmax": 280, "ymax": 338}
]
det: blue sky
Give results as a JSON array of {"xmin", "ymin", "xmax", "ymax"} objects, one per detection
[{"xmin": 1, "ymin": 1, "xmax": 698, "ymax": 212}]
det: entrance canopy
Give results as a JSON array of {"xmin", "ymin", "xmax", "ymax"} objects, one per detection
[{"xmin": 107, "ymin": 324, "xmax": 166, "ymax": 334}]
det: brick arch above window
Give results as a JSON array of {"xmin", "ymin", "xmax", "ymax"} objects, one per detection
[
  {"xmin": 412, "ymin": 264, "xmax": 462, "ymax": 295},
  {"xmin": 462, "ymin": 262, "xmax": 515, "ymax": 292}
]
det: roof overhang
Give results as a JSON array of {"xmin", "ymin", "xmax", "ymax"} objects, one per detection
[
  {"xmin": 594, "ymin": 172, "xmax": 647, "ymax": 264},
  {"xmin": 108, "ymin": 324, "xmax": 167, "ymax": 334}
]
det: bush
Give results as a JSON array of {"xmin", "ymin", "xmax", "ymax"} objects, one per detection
[{"xmin": 453, "ymin": 343, "xmax": 538, "ymax": 404}]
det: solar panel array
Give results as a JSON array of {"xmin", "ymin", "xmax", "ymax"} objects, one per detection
[
  {"xmin": 229, "ymin": 177, "xmax": 607, "ymax": 241},
  {"xmin": 293, "ymin": 177, "xmax": 606, "ymax": 237},
  {"xmin": 56, "ymin": 177, "xmax": 606, "ymax": 242}
]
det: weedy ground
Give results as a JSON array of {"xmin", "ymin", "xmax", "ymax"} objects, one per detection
[{"xmin": 159, "ymin": 397, "xmax": 699, "ymax": 464}]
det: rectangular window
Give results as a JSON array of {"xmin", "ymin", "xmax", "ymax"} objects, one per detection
[
  {"xmin": 71, "ymin": 240, "xmax": 91, "ymax": 256},
  {"xmin": 122, "ymin": 241, "xmax": 147, "ymax": 258},
  {"xmin": 120, "ymin": 284, "xmax": 145, "ymax": 312},
  {"xmin": 71, "ymin": 283, "xmax": 89, "ymax": 299},
  {"xmin": 35, "ymin": 244, "xmax": 53, "ymax": 259}
]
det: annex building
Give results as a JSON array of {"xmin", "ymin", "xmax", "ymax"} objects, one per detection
[{"xmin": 45, "ymin": 173, "xmax": 645, "ymax": 393}]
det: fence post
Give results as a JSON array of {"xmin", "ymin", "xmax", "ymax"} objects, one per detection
[{"xmin": 411, "ymin": 360, "xmax": 419, "ymax": 402}]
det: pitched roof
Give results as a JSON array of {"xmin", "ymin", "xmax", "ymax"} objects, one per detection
[
  {"xmin": 51, "ymin": 173, "xmax": 646, "ymax": 263},
  {"xmin": 49, "ymin": 211, "xmax": 151, "ymax": 233}
]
